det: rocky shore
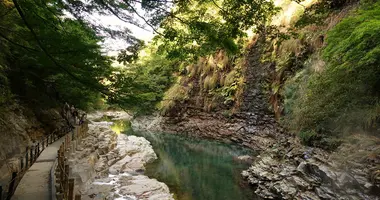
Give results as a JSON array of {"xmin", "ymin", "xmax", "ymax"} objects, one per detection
[
  {"xmin": 242, "ymin": 134, "xmax": 380, "ymax": 200},
  {"xmin": 68, "ymin": 121, "xmax": 173, "ymax": 200},
  {"xmin": 132, "ymin": 113, "xmax": 379, "ymax": 200}
]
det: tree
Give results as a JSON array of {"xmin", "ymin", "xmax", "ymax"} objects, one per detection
[
  {"xmin": 155, "ymin": 0, "xmax": 278, "ymax": 61},
  {"xmin": 0, "ymin": 0, "xmax": 112, "ymax": 109},
  {"xmin": 0, "ymin": 0, "xmax": 280, "ymax": 112}
]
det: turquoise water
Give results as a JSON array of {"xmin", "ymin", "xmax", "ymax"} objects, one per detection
[{"xmin": 125, "ymin": 129, "xmax": 257, "ymax": 200}]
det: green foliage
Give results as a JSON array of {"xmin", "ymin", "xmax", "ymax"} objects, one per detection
[
  {"xmin": 109, "ymin": 48, "xmax": 177, "ymax": 114},
  {"xmin": 203, "ymin": 73, "xmax": 218, "ymax": 91},
  {"xmin": 0, "ymin": 0, "xmax": 114, "ymax": 110},
  {"xmin": 0, "ymin": 0, "xmax": 285, "ymax": 117},
  {"xmin": 155, "ymin": 0, "xmax": 279, "ymax": 62},
  {"xmin": 298, "ymin": 130, "xmax": 318, "ymax": 146},
  {"xmin": 187, "ymin": 64, "xmax": 199, "ymax": 78},
  {"xmin": 287, "ymin": 2, "xmax": 380, "ymax": 136},
  {"xmin": 158, "ymin": 82, "xmax": 190, "ymax": 115},
  {"xmin": 224, "ymin": 70, "xmax": 237, "ymax": 86},
  {"xmin": 0, "ymin": 0, "xmax": 179, "ymax": 113}
]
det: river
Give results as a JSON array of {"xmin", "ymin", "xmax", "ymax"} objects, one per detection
[{"xmin": 108, "ymin": 119, "xmax": 257, "ymax": 200}]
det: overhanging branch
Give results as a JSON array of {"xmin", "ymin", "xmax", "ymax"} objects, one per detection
[{"xmin": 12, "ymin": 0, "xmax": 111, "ymax": 96}]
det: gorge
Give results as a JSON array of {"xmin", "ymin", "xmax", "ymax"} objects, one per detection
[{"xmin": 1, "ymin": 0, "xmax": 380, "ymax": 199}]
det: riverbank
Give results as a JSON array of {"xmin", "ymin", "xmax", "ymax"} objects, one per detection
[
  {"xmin": 132, "ymin": 113, "xmax": 380, "ymax": 199},
  {"xmin": 88, "ymin": 111, "xmax": 260, "ymax": 200},
  {"xmin": 68, "ymin": 116, "xmax": 173, "ymax": 200}
]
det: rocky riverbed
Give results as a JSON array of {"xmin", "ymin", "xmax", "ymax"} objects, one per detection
[{"xmin": 68, "ymin": 120, "xmax": 173, "ymax": 200}]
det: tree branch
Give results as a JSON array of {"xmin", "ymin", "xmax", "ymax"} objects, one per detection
[
  {"xmin": 210, "ymin": 0, "xmax": 227, "ymax": 13},
  {"xmin": 0, "ymin": 32, "xmax": 40, "ymax": 52},
  {"xmin": 121, "ymin": 1, "xmax": 164, "ymax": 36},
  {"xmin": 11, "ymin": 0, "xmax": 110, "ymax": 96}
]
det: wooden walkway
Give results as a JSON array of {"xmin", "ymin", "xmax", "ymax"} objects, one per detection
[{"xmin": 12, "ymin": 136, "xmax": 66, "ymax": 200}]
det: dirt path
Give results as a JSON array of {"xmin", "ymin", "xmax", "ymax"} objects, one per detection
[{"xmin": 12, "ymin": 136, "xmax": 66, "ymax": 200}]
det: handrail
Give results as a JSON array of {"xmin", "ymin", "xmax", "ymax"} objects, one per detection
[
  {"xmin": 0, "ymin": 125, "xmax": 73, "ymax": 200},
  {"xmin": 50, "ymin": 157, "xmax": 59, "ymax": 200},
  {"xmin": 53, "ymin": 122, "xmax": 89, "ymax": 200}
]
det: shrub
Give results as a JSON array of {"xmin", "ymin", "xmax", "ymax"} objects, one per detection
[
  {"xmin": 298, "ymin": 130, "xmax": 318, "ymax": 146},
  {"xmin": 288, "ymin": 2, "xmax": 380, "ymax": 135},
  {"xmin": 158, "ymin": 83, "xmax": 190, "ymax": 114},
  {"xmin": 224, "ymin": 70, "xmax": 237, "ymax": 86},
  {"xmin": 187, "ymin": 64, "xmax": 199, "ymax": 78}
]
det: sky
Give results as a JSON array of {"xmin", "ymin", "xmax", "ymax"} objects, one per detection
[
  {"xmin": 63, "ymin": 5, "xmax": 156, "ymax": 57},
  {"xmin": 92, "ymin": 6, "xmax": 157, "ymax": 56},
  {"xmin": 97, "ymin": 15, "xmax": 155, "ymax": 56}
]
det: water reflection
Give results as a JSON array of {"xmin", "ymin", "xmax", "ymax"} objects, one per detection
[
  {"xmin": 111, "ymin": 120, "xmax": 132, "ymax": 134},
  {"xmin": 129, "ymin": 129, "xmax": 257, "ymax": 200},
  {"xmin": 105, "ymin": 119, "xmax": 257, "ymax": 200},
  {"xmin": 94, "ymin": 116, "xmax": 132, "ymax": 134}
]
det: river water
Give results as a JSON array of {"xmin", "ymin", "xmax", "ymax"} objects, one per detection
[{"xmin": 110, "ymin": 120, "xmax": 257, "ymax": 200}]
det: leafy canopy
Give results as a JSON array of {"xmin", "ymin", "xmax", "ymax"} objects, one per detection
[
  {"xmin": 155, "ymin": 0, "xmax": 278, "ymax": 61},
  {"xmin": 0, "ymin": 0, "xmax": 113, "ymax": 109}
]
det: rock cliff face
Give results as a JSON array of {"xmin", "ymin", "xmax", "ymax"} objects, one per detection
[
  {"xmin": 153, "ymin": 38, "xmax": 286, "ymax": 151},
  {"xmin": 69, "ymin": 122, "xmax": 173, "ymax": 200},
  {"xmin": 0, "ymin": 104, "xmax": 64, "ymax": 184}
]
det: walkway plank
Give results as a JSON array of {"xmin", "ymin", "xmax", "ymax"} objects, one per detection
[{"xmin": 12, "ymin": 136, "xmax": 66, "ymax": 200}]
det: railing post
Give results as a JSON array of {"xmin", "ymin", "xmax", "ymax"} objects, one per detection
[
  {"xmin": 56, "ymin": 150, "xmax": 62, "ymax": 193},
  {"xmin": 37, "ymin": 142, "xmax": 40, "ymax": 156},
  {"xmin": 30, "ymin": 146, "xmax": 34, "ymax": 164},
  {"xmin": 68, "ymin": 178, "xmax": 74, "ymax": 200},
  {"xmin": 25, "ymin": 147, "xmax": 29, "ymax": 169},
  {"xmin": 20, "ymin": 157, "xmax": 24, "ymax": 172},
  {"xmin": 6, "ymin": 172, "xmax": 17, "ymax": 200},
  {"xmin": 56, "ymin": 193, "xmax": 63, "ymax": 200},
  {"xmin": 64, "ymin": 164, "xmax": 69, "ymax": 198},
  {"xmin": 42, "ymin": 139, "xmax": 45, "ymax": 151},
  {"xmin": 34, "ymin": 144, "xmax": 38, "ymax": 161}
]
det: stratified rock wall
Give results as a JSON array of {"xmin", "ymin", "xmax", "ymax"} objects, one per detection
[
  {"xmin": 0, "ymin": 105, "xmax": 64, "ymax": 185},
  {"xmin": 152, "ymin": 38, "xmax": 286, "ymax": 151},
  {"xmin": 242, "ymin": 135, "xmax": 380, "ymax": 200}
]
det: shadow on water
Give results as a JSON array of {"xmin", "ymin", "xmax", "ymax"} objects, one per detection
[{"xmin": 110, "ymin": 119, "xmax": 258, "ymax": 200}]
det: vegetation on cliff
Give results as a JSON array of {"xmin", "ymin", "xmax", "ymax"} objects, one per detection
[{"xmin": 279, "ymin": 0, "xmax": 380, "ymax": 147}]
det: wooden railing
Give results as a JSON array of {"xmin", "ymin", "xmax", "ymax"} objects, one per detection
[
  {"xmin": 53, "ymin": 122, "xmax": 89, "ymax": 200},
  {"xmin": 0, "ymin": 125, "xmax": 73, "ymax": 200}
]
